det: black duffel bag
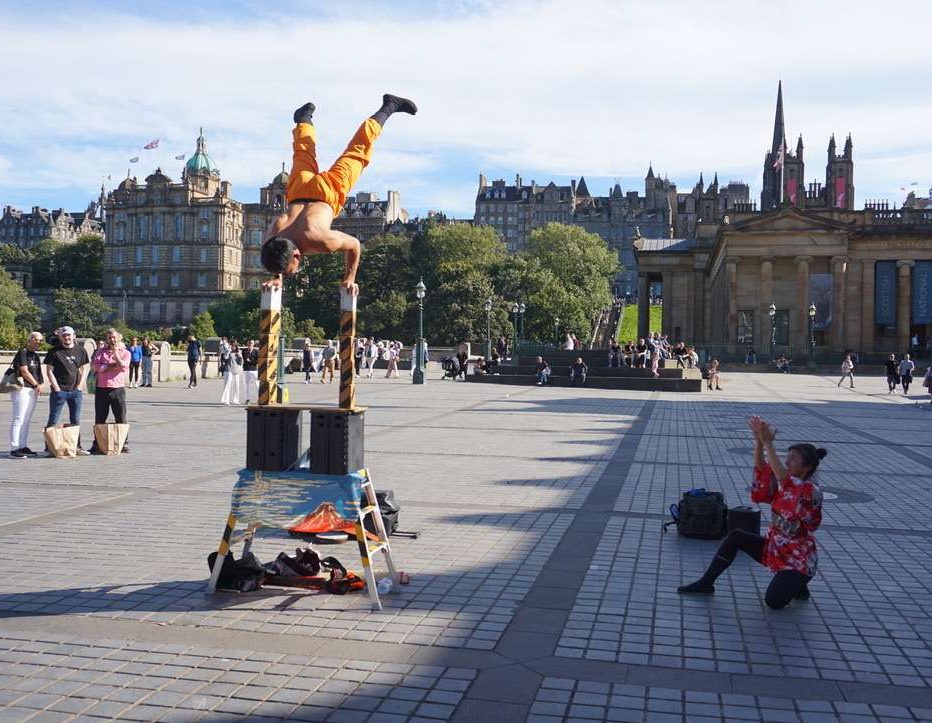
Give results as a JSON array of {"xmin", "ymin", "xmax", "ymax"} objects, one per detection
[
  {"xmin": 663, "ymin": 488, "xmax": 728, "ymax": 539},
  {"xmin": 364, "ymin": 489, "xmax": 401, "ymax": 536}
]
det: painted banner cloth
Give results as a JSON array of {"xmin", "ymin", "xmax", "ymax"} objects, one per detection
[{"xmin": 231, "ymin": 469, "xmax": 364, "ymax": 533}]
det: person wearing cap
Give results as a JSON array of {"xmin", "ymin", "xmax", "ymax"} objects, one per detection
[{"xmin": 43, "ymin": 326, "xmax": 90, "ymax": 455}]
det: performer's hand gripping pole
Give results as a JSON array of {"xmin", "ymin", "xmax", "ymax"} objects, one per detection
[
  {"xmin": 258, "ymin": 285, "xmax": 282, "ymax": 405},
  {"xmin": 339, "ymin": 289, "xmax": 357, "ymax": 410}
]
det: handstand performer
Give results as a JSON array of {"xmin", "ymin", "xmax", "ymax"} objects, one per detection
[
  {"xmin": 678, "ymin": 415, "xmax": 825, "ymax": 609},
  {"xmin": 260, "ymin": 94, "xmax": 418, "ymax": 294}
]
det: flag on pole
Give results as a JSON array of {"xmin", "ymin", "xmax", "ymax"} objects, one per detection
[
  {"xmin": 772, "ymin": 144, "xmax": 785, "ymax": 171},
  {"xmin": 143, "ymin": 139, "xmax": 160, "ymax": 150},
  {"xmin": 129, "ymin": 156, "xmax": 139, "ymax": 163},
  {"xmin": 175, "ymin": 153, "xmax": 186, "ymax": 160}
]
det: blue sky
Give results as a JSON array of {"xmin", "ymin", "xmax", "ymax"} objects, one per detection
[{"xmin": 1, "ymin": 0, "xmax": 931, "ymax": 219}]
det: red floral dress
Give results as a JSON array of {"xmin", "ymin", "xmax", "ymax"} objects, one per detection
[{"xmin": 751, "ymin": 464, "xmax": 823, "ymax": 576}]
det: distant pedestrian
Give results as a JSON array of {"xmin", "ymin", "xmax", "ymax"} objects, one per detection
[
  {"xmin": 302, "ymin": 339, "xmax": 314, "ymax": 383},
  {"xmin": 354, "ymin": 338, "xmax": 365, "ymax": 376},
  {"xmin": 707, "ymin": 358, "xmax": 722, "ymax": 390},
  {"xmin": 899, "ymin": 354, "xmax": 915, "ymax": 395},
  {"xmin": 562, "ymin": 332, "xmax": 574, "ymax": 351},
  {"xmin": 140, "ymin": 337, "xmax": 158, "ymax": 387},
  {"xmin": 89, "ymin": 328, "xmax": 131, "ymax": 454},
  {"xmin": 837, "ymin": 354, "xmax": 855, "ymax": 388},
  {"xmin": 321, "ymin": 340, "xmax": 337, "ymax": 383},
  {"xmin": 924, "ymin": 366, "xmax": 932, "ymax": 405},
  {"xmin": 650, "ymin": 347, "xmax": 661, "ymax": 378},
  {"xmin": 363, "ymin": 337, "xmax": 378, "ymax": 378},
  {"xmin": 384, "ymin": 341, "xmax": 399, "ymax": 379},
  {"xmin": 127, "ymin": 337, "xmax": 142, "ymax": 388},
  {"xmin": 533, "ymin": 356, "xmax": 551, "ymax": 385},
  {"xmin": 884, "ymin": 353, "xmax": 899, "ymax": 393},
  {"xmin": 44, "ymin": 325, "xmax": 90, "ymax": 455},
  {"xmin": 8, "ymin": 331, "xmax": 44, "ymax": 459},
  {"xmin": 186, "ymin": 335, "xmax": 201, "ymax": 388},
  {"xmin": 242, "ymin": 340, "xmax": 259, "ymax": 403},
  {"xmin": 220, "ymin": 342, "xmax": 243, "ymax": 405},
  {"xmin": 497, "ymin": 335, "xmax": 509, "ymax": 359}
]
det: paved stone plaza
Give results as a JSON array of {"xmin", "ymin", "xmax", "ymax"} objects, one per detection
[{"xmin": 1, "ymin": 371, "xmax": 931, "ymax": 722}]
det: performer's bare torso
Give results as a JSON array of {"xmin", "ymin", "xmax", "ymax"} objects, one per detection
[{"xmin": 265, "ymin": 201, "xmax": 335, "ymax": 258}]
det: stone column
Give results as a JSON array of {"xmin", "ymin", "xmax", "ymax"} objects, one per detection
[
  {"xmin": 637, "ymin": 274, "xmax": 650, "ymax": 339},
  {"xmin": 726, "ymin": 258, "xmax": 739, "ymax": 351},
  {"xmin": 661, "ymin": 271, "xmax": 673, "ymax": 337},
  {"xmin": 861, "ymin": 261, "xmax": 875, "ymax": 353},
  {"xmin": 897, "ymin": 260, "xmax": 915, "ymax": 353},
  {"xmin": 830, "ymin": 256, "xmax": 847, "ymax": 351},
  {"xmin": 794, "ymin": 256, "xmax": 813, "ymax": 355},
  {"xmin": 760, "ymin": 256, "xmax": 774, "ymax": 357}
]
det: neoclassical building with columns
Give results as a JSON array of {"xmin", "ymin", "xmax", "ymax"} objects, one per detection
[
  {"xmin": 634, "ymin": 84, "xmax": 932, "ymax": 357},
  {"xmin": 636, "ymin": 206, "xmax": 932, "ymax": 357}
]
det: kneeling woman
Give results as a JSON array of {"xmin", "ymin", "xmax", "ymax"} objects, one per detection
[{"xmin": 678, "ymin": 415, "xmax": 825, "ymax": 609}]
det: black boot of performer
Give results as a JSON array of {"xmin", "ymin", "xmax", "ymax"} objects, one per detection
[
  {"xmin": 294, "ymin": 102, "xmax": 316, "ymax": 125},
  {"xmin": 678, "ymin": 530, "xmax": 764, "ymax": 594},
  {"xmin": 371, "ymin": 93, "xmax": 418, "ymax": 127}
]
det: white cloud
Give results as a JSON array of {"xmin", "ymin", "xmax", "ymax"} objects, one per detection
[{"xmin": 1, "ymin": 0, "xmax": 931, "ymax": 216}]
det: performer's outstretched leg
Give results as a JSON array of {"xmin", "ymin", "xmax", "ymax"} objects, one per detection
[
  {"xmin": 285, "ymin": 102, "xmax": 320, "ymax": 204},
  {"xmin": 319, "ymin": 94, "xmax": 418, "ymax": 214},
  {"xmin": 678, "ymin": 530, "xmax": 765, "ymax": 594}
]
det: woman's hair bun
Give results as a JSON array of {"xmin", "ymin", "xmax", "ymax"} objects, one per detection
[{"xmin": 816, "ymin": 448, "xmax": 827, "ymax": 460}]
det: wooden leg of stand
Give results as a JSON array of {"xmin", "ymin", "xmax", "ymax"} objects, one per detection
[
  {"xmin": 355, "ymin": 516, "xmax": 381, "ymax": 611},
  {"xmin": 207, "ymin": 512, "xmax": 237, "ymax": 593}
]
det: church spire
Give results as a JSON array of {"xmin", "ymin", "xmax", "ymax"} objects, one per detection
[{"xmin": 771, "ymin": 81, "xmax": 786, "ymax": 156}]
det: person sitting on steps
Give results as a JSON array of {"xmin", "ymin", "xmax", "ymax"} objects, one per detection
[
  {"xmin": 259, "ymin": 94, "xmax": 418, "ymax": 295},
  {"xmin": 678, "ymin": 415, "xmax": 825, "ymax": 609}
]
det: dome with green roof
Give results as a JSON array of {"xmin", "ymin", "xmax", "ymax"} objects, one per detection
[{"xmin": 185, "ymin": 127, "xmax": 219, "ymax": 178}]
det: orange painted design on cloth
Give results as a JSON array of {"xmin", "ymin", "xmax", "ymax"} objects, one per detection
[{"xmin": 285, "ymin": 118, "xmax": 383, "ymax": 214}]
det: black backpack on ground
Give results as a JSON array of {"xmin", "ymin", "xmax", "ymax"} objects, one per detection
[
  {"xmin": 364, "ymin": 489, "xmax": 400, "ymax": 536},
  {"xmin": 663, "ymin": 488, "xmax": 728, "ymax": 539}
]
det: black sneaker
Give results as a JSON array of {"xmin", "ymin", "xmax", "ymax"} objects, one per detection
[
  {"xmin": 21, "ymin": 447, "xmax": 39, "ymax": 456},
  {"xmin": 10, "ymin": 449, "xmax": 27, "ymax": 459}
]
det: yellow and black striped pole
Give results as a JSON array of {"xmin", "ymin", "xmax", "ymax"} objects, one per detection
[
  {"xmin": 258, "ymin": 285, "xmax": 282, "ymax": 405},
  {"xmin": 339, "ymin": 288, "xmax": 357, "ymax": 410},
  {"xmin": 206, "ymin": 511, "xmax": 237, "ymax": 592}
]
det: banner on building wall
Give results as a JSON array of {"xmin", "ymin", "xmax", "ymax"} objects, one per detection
[
  {"xmin": 835, "ymin": 177, "xmax": 847, "ymax": 208},
  {"xmin": 875, "ymin": 261, "xmax": 897, "ymax": 326},
  {"xmin": 809, "ymin": 274, "xmax": 833, "ymax": 331},
  {"xmin": 786, "ymin": 178, "xmax": 798, "ymax": 205},
  {"xmin": 913, "ymin": 261, "xmax": 932, "ymax": 324}
]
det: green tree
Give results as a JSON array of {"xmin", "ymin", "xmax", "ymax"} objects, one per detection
[
  {"xmin": 0, "ymin": 244, "xmax": 30, "ymax": 266},
  {"xmin": 286, "ymin": 251, "xmax": 345, "ymax": 338},
  {"xmin": 50, "ymin": 288, "xmax": 112, "ymax": 337},
  {"xmin": 0, "ymin": 266, "xmax": 41, "ymax": 332},
  {"xmin": 292, "ymin": 318, "xmax": 327, "ymax": 342},
  {"xmin": 55, "ymin": 234, "xmax": 104, "ymax": 289},
  {"xmin": 190, "ymin": 311, "xmax": 217, "ymax": 340},
  {"xmin": 29, "ymin": 238, "xmax": 62, "ymax": 287}
]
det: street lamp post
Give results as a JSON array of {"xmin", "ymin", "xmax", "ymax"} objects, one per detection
[
  {"xmin": 484, "ymin": 298, "xmax": 493, "ymax": 361},
  {"xmin": 769, "ymin": 302, "xmax": 777, "ymax": 361},
  {"xmin": 518, "ymin": 302, "xmax": 526, "ymax": 346},
  {"xmin": 554, "ymin": 317, "xmax": 560, "ymax": 346},
  {"xmin": 511, "ymin": 302, "xmax": 519, "ymax": 350},
  {"xmin": 413, "ymin": 278, "xmax": 426, "ymax": 385},
  {"xmin": 807, "ymin": 303, "xmax": 817, "ymax": 370}
]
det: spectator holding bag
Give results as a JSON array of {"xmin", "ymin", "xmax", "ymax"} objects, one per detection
[
  {"xmin": 89, "ymin": 328, "xmax": 131, "ymax": 454},
  {"xmin": 7, "ymin": 331, "xmax": 44, "ymax": 458},
  {"xmin": 44, "ymin": 326, "xmax": 90, "ymax": 455}
]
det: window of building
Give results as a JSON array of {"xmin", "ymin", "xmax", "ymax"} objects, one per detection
[
  {"xmin": 199, "ymin": 248, "xmax": 208, "ymax": 263},
  {"xmin": 252, "ymin": 215, "xmax": 260, "ymax": 225},
  {"xmin": 135, "ymin": 247, "xmax": 143, "ymax": 264},
  {"xmin": 134, "ymin": 274, "xmax": 142, "ymax": 288},
  {"xmin": 113, "ymin": 250, "xmax": 123, "ymax": 265},
  {"xmin": 149, "ymin": 272, "xmax": 159, "ymax": 287},
  {"xmin": 174, "ymin": 213, "xmax": 184, "ymax": 239},
  {"xmin": 136, "ymin": 215, "xmax": 148, "ymax": 241},
  {"xmin": 249, "ymin": 229, "xmax": 262, "ymax": 246},
  {"xmin": 171, "ymin": 246, "xmax": 181, "ymax": 263},
  {"xmin": 115, "ymin": 224, "xmax": 125, "ymax": 242},
  {"xmin": 200, "ymin": 209, "xmax": 210, "ymax": 220},
  {"xmin": 114, "ymin": 275, "xmax": 123, "ymax": 288},
  {"xmin": 197, "ymin": 273, "xmax": 207, "ymax": 288},
  {"xmin": 152, "ymin": 215, "xmax": 163, "ymax": 241},
  {"xmin": 151, "ymin": 245, "xmax": 160, "ymax": 263},
  {"xmin": 170, "ymin": 272, "xmax": 180, "ymax": 288},
  {"xmin": 737, "ymin": 310, "xmax": 755, "ymax": 345},
  {"xmin": 200, "ymin": 221, "xmax": 210, "ymax": 240}
]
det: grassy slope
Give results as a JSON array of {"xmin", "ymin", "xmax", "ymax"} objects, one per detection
[{"xmin": 617, "ymin": 304, "xmax": 662, "ymax": 342}]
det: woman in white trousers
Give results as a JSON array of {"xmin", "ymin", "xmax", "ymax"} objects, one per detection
[
  {"xmin": 8, "ymin": 332, "xmax": 44, "ymax": 457},
  {"xmin": 220, "ymin": 344, "xmax": 244, "ymax": 406}
]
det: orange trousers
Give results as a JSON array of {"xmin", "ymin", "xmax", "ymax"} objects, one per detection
[{"xmin": 285, "ymin": 118, "xmax": 382, "ymax": 215}]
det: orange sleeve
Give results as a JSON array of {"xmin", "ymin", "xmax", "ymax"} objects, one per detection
[{"xmin": 750, "ymin": 464, "xmax": 778, "ymax": 503}]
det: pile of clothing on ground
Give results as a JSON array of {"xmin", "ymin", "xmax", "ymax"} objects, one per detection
[{"xmin": 207, "ymin": 546, "xmax": 365, "ymax": 595}]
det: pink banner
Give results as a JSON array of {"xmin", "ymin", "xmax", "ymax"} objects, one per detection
[
  {"xmin": 786, "ymin": 178, "xmax": 798, "ymax": 205},
  {"xmin": 835, "ymin": 177, "xmax": 846, "ymax": 208}
]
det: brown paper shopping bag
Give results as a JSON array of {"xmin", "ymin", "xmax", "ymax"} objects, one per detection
[
  {"xmin": 94, "ymin": 423, "xmax": 129, "ymax": 455},
  {"xmin": 44, "ymin": 425, "xmax": 81, "ymax": 458}
]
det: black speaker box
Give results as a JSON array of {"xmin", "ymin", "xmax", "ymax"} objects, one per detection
[
  {"xmin": 310, "ymin": 410, "xmax": 365, "ymax": 475},
  {"xmin": 246, "ymin": 408, "xmax": 304, "ymax": 471},
  {"xmin": 727, "ymin": 505, "xmax": 761, "ymax": 536}
]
